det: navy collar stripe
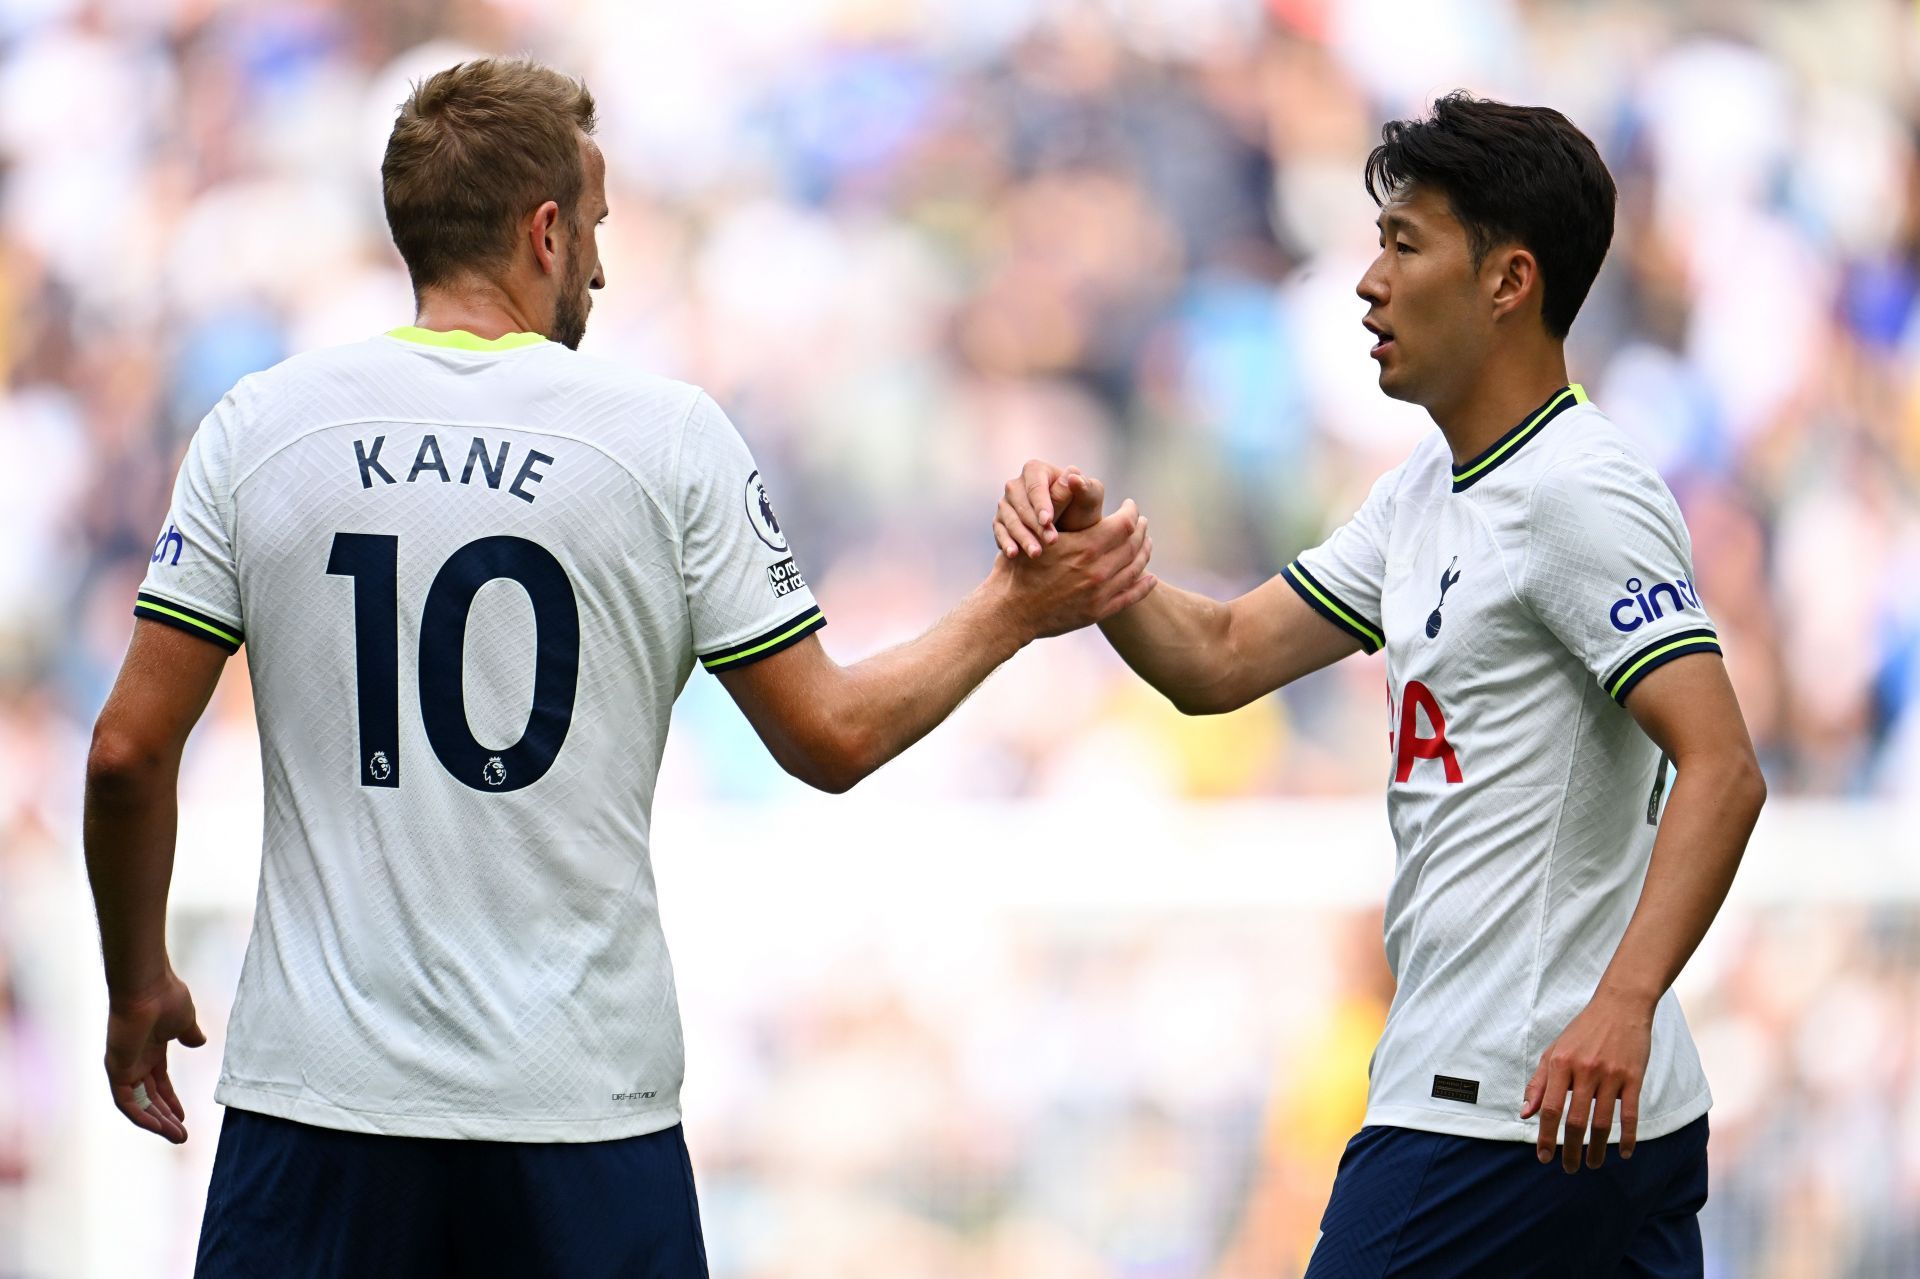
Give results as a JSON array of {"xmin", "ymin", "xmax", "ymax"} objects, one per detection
[{"xmin": 1451, "ymin": 384, "xmax": 1587, "ymax": 492}]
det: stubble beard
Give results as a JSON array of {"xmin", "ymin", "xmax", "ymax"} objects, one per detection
[{"xmin": 553, "ymin": 275, "xmax": 590, "ymax": 350}]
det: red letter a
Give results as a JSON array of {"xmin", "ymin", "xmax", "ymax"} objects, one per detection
[{"xmin": 1394, "ymin": 680, "xmax": 1463, "ymax": 784}]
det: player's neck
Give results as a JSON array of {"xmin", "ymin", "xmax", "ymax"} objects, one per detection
[
  {"xmin": 412, "ymin": 281, "xmax": 545, "ymax": 343},
  {"xmin": 1427, "ymin": 347, "xmax": 1570, "ymax": 468}
]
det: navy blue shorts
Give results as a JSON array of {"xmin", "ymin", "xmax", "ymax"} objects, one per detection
[
  {"xmin": 1305, "ymin": 1114, "xmax": 1709, "ymax": 1279},
  {"xmin": 195, "ymin": 1107, "xmax": 708, "ymax": 1278}
]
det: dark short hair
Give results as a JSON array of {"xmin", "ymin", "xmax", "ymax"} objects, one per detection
[
  {"xmin": 1363, "ymin": 92, "xmax": 1615, "ymax": 339},
  {"xmin": 382, "ymin": 58, "xmax": 597, "ymax": 297}
]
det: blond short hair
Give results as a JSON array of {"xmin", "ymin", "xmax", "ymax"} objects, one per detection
[{"xmin": 381, "ymin": 58, "xmax": 597, "ymax": 295}]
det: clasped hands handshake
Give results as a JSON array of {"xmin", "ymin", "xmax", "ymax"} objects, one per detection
[{"xmin": 986, "ymin": 459, "xmax": 1157, "ymax": 640}]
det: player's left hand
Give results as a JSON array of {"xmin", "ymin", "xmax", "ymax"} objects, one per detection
[
  {"xmin": 1520, "ymin": 988, "xmax": 1653, "ymax": 1172},
  {"xmin": 994, "ymin": 459, "xmax": 1106, "ymax": 558},
  {"xmin": 104, "ymin": 968, "xmax": 206, "ymax": 1144}
]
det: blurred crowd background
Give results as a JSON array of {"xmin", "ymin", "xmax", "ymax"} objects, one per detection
[{"xmin": 3, "ymin": 0, "xmax": 1918, "ymax": 1275}]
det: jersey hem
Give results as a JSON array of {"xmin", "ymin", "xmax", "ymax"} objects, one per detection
[
  {"xmin": 1360, "ymin": 1083, "xmax": 1710, "ymax": 1145},
  {"xmin": 213, "ymin": 1079, "xmax": 684, "ymax": 1143}
]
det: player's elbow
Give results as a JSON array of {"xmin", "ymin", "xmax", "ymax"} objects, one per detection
[
  {"xmin": 782, "ymin": 723, "xmax": 881, "ymax": 794},
  {"xmin": 804, "ymin": 764, "xmax": 862, "ymax": 795},
  {"xmin": 1713, "ymin": 744, "xmax": 1767, "ymax": 811},
  {"xmin": 784, "ymin": 751, "xmax": 859, "ymax": 794},
  {"xmin": 1164, "ymin": 671, "xmax": 1256, "ymax": 717},
  {"xmin": 86, "ymin": 722, "xmax": 169, "ymax": 793},
  {"xmin": 1732, "ymin": 751, "xmax": 1768, "ymax": 815},
  {"xmin": 1164, "ymin": 614, "xmax": 1270, "ymax": 715},
  {"xmin": 1166, "ymin": 686, "xmax": 1232, "ymax": 717},
  {"xmin": 821, "ymin": 722, "xmax": 885, "ymax": 792},
  {"xmin": 1679, "ymin": 743, "xmax": 1767, "ymax": 817}
]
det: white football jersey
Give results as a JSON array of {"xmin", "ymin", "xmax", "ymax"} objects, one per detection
[
  {"xmin": 1286, "ymin": 386, "xmax": 1718, "ymax": 1142},
  {"xmin": 137, "ymin": 327, "xmax": 824, "ymax": 1140}
]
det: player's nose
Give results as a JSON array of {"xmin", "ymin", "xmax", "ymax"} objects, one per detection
[
  {"xmin": 591, "ymin": 261, "xmax": 605, "ymax": 290},
  {"xmin": 1356, "ymin": 257, "xmax": 1387, "ymax": 305}
]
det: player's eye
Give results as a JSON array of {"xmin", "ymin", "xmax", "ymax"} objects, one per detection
[{"xmin": 1396, "ymin": 242, "xmax": 1415, "ymax": 254}]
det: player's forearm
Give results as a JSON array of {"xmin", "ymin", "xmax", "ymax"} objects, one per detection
[
  {"xmin": 1097, "ymin": 580, "xmax": 1238, "ymax": 714},
  {"xmin": 1594, "ymin": 751, "xmax": 1766, "ymax": 1010},
  {"xmin": 812, "ymin": 579, "xmax": 1031, "ymax": 789},
  {"xmin": 83, "ymin": 738, "xmax": 184, "ymax": 1002}
]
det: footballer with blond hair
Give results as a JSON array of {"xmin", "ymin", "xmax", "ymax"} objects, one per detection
[{"xmin": 85, "ymin": 57, "xmax": 1152, "ymax": 1277}]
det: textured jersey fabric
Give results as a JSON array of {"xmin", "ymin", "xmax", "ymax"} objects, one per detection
[
  {"xmin": 1285, "ymin": 386, "xmax": 1718, "ymax": 1143},
  {"xmin": 137, "ymin": 328, "xmax": 823, "ymax": 1140}
]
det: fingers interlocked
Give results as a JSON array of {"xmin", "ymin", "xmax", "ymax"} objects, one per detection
[{"xmin": 994, "ymin": 459, "xmax": 1107, "ymax": 558}]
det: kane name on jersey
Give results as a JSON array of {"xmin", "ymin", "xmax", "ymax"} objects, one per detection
[{"xmin": 131, "ymin": 327, "xmax": 825, "ymax": 1142}]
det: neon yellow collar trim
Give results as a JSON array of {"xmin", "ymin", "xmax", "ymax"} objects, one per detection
[{"xmin": 386, "ymin": 326, "xmax": 548, "ymax": 351}]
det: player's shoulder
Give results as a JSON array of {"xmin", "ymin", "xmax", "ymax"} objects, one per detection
[
  {"xmin": 1518, "ymin": 401, "xmax": 1695, "ymax": 559},
  {"xmin": 241, "ymin": 334, "xmax": 407, "ymax": 390},
  {"xmin": 1367, "ymin": 431, "xmax": 1453, "ymax": 512},
  {"xmin": 1527, "ymin": 400, "xmax": 1675, "ymax": 502},
  {"xmin": 1349, "ymin": 431, "xmax": 1453, "ymax": 497},
  {"xmin": 229, "ymin": 338, "xmax": 711, "ymax": 465},
  {"xmin": 212, "ymin": 335, "xmax": 417, "ymax": 425},
  {"xmin": 527, "ymin": 349, "xmax": 730, "ymax": 490},
  {"xmin": 523, "ymin": 343, "xmax": 705, "ymax": 421},
  {"xmin": 248, "ymin": 334, "xmax": 703, "ymax": 412},
  {"xmin": 1398, "ymin": 431, "xmax": 1454, "ymax": 484},
  {"xmin": 182, "ymin": 338, "xmax": 395, "ymax": 463}
]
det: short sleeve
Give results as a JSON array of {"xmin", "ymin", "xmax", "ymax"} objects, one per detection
[
  {"xmin": 135, "ymin": 398, "xmax": 244, "ymax": 654},
  {"xmin": 1281, "ymin": 466, "xmax": 1396, "ymax": 654},
  {"xmin": 1520, "ymin": 451, "xmax": 1721, "ymax": 705},
  {"xmin": 677, "ymin": 392, "xmax": 825, "ymax": 673}
]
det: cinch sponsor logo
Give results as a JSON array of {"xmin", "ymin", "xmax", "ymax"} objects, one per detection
[
  {"xmin": 1609, "ymin": 576, "xmax": 1700, "ymax": 633},
  {"xmin": 151, "ymin": 523, "xmax": 183, "ymax": 566}
]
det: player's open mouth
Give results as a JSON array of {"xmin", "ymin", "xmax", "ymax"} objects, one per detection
[{"xmin": 1364, "ymin": 317, "xmax": 1394, "ymax": 359}]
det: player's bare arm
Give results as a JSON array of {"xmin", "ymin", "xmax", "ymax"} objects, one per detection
[
  {"xmin": 994, "ymin": 459, "xmax": 1362, "ymax": 713},
  {"xmin": 720, "ymin": 502, "xmax": 1154, "ymax": 792},
  {"xmin": 1521, "ymin": 651, "xmax": 1765, "ymax": 1172},
  {"xmin": 84, "ymin": 619, "xmax": 224, "ymax": 1144}
]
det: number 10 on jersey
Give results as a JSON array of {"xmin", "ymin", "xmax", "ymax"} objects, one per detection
[{"xmin": 327, "ymin": 533, "xmax": 580, "ymax": 793}]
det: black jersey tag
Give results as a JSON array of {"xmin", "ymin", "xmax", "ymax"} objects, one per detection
[
  {"xmin": 1647, "ymin": 753, "xmax": 1671, "ymax": 826},
  {"xmin": 1431, "ymin": 1075, "xmax": 1480, "ymax": 1105}
]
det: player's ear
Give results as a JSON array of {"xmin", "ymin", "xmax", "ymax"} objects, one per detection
[
  {"xmin": 530, "ymin": 200, "xmax": 562, "ymax": 275},
  {"xmin": 1488, "ymin": 246, "xmax": 1538, "ymax": 323}
]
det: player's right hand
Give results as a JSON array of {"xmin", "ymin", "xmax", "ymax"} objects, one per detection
[
  {"xmin": 992, "ymin": 498, "xmax": 1154, "ymax": 637},
  {"xmin": 104, "ymin": 969, "xmax": 205, "ymax": 1144},
  {"xmin": 994, "ymin": 459, "xmax": 1106, "ymax": 558}
]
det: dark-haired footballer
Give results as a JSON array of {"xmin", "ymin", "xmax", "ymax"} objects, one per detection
[{"xmin": 995, "ymin": 93, "xmax": 1765, "ymax": 1276}]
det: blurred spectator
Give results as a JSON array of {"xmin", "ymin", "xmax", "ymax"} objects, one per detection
[{"xmin": 4, "ymin": 0, "xmax": 1919, "ymax": 801}]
